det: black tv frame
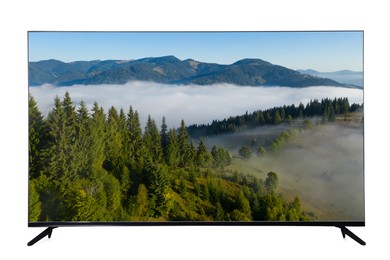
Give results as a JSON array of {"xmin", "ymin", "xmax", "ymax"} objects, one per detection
[
  {"xmin": 28, "ymin": 220, "xmax": 366, "ymax": 246},
  {"xmin": 27, "ymin": 30, "xmax": 365, "ymax": 246}
]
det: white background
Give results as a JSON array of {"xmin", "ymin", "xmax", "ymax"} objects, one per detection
[{"xmin": 1, "ymin": 0, "xmax": 389, "ymax": 259}]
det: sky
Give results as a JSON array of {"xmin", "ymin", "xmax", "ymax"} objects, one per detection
[{"xmin": 28, "ymin": 31, "xmax": 363, "ymax": 72}]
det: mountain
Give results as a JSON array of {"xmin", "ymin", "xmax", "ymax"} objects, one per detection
[
  {"xmin": 29, "ymin": 56, "xmax": 354, "ymax": 88},
  {"xmin": 297, "ymin": 69, "xmax": 363, "ymax": 88}
]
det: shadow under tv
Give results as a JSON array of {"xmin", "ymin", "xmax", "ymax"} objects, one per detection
[{"xmin": 27, "ymin": 221, "xmax": 366, "ymax": 246}]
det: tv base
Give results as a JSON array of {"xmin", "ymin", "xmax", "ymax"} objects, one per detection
[
  {"xmin": 27, "ymin": 226, "xmax": 366, "ymax": 246},
  {"xmin": 28, "ymin": 227, "xmax": 57, "ymax": 246},
  {"xmin": 337, "ymin": 226, "xmax": 366, "ymax": 246}
]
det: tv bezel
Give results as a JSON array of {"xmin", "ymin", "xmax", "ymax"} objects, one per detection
[{"xmin": 27, "ymin": 30, "xmax": 365, "ymax": 230}]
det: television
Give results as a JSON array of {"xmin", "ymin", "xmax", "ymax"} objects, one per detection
[{"xmin": 28, "ymin": 31, "xmax": 365, "ymax": 246}]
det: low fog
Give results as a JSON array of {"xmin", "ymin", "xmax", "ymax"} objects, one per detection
[
  {"xmin": 209, "ymin": 123, "xmax": 364, "ymax": 221},
  {"xmin": 29, "ymin": 81, "xmax": 364, "ymax": 128}
]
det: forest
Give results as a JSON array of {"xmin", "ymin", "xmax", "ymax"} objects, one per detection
[
  {"xmin": 188, "ymin": 97, "xmax": 362, "ymax": 137},
  {"xmin": 29, "ymin": 92, "xmax": 361, "ymax": 223}
]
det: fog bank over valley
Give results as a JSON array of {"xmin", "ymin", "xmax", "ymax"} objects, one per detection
[
  {"xmin": 209, "ymin": 122, "xmax": 364, "ymax": 221},
  {"xmin": 30, "ymin": 81, "xmax": 363, "ymax": 128}
]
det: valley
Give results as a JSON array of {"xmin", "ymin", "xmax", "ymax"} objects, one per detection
[{"xmin": 203, "ymin": 116, "xmax": 364, "ymax": 221}]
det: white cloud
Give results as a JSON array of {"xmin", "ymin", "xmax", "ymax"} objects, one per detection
[{"xmin": 29, "ymin": 81, "xmax": 364, "ymax": 129}]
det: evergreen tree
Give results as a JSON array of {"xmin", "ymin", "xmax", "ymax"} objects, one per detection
[
  {"xmin": 160, "ymin": 116, "xmax": 169, "ymax": 159},
  {"xmin": 102, "ymin": 173, "xmax": 122, "ymax": 215},
  {"xmin": 257, "ymin": 111, "xmax": 265, "ymax": 125},
  {"xmin": 265, "ymin": 172, "xmax": 279, "ymax": 193},
  {"xmin": 127, "ymin": 107, "xmax": 144, "ymax": 171},
  {"xmin": 196, "ymin": 139, "xmax": 212, "ymax": 167},
  {"xmin": 146, "ymin": 161, "xmax": 169, "ymax": 217},
  {"xmin": 211, "ymin": 145, "xmax": 231, "ymax": 168},
  {"xmin": 28, "ymin": 181, "xmax": 41, "ymax": 222},
  {"xmin": 135, "ymin": 184, "xmax": 149, "ymax": 217},
  {"xmin": 214, "ymin": 202, "xmax": 225, "ymax": 221},
  {"xmin": 44, "ymin": 95, "xmax": 79, "ymax": 188},
  {"xmin": 274, "ymin": 110, "xmax": 282, "ymax": 124},
  {"xmin": 236, "ymin": 190, "xmax": 251, "ymax": 219},
  {"xmin": 89, "ymin": 102, "xmax": 107, "ymax": 180},
  {"xmin": 143, "ymin": 115, "xmax": 163, "ymax": 163},
  {"xmin": 104, "ymin": 106, "xmax": 125, "ymax": 177},
  {"xmin": 29, "ymin": 95, "xmax": 47, "ymax": 178},
  {"xmin": 166, "ymin": 128, "xmax": 180, "ymax": 167},
  {"xmin": 239, "ymin": 146, "xmax": 252, "ymax": 159},
  {"xmin": 75, "ymin": 100, "xmax": 93, "ymax": 179},
  {"xmin": 178, "ymin": 119, "xmax": 191, "ymax": 167}
]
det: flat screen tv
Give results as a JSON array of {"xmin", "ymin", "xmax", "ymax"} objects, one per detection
[{"xmin": 28, "ymin": 31, "xmax": 365, "ymax": 245}]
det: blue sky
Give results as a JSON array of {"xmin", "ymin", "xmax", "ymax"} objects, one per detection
[{"xmin": 28, "ymin": 31, "xmax": 363, "ymax": 72}]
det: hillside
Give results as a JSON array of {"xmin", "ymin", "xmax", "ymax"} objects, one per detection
[
  {"xmin": 29, "ymin": 56, "xmax": 353, "ymax": 88},
  {"xmin": 297, "ymin": 69, "xmax": 363, "ymax": 88}
]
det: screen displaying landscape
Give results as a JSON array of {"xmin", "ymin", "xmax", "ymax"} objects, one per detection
[{"xmin": 28, "ymin": 32, "xmax": 364, "ymax": 223}]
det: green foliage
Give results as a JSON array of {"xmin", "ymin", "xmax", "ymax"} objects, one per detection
[
  {"xmin": 29, "ymin": 92, "xmax": 309, "ymax": 223},
  {"xmin": 239, "ymin": 146, "xmax": 252, "ymax": 159},
  {"xmin": 236, "ymin": 190, "xmax": 251, "ymax": 219},
  {"xmin": 273, "ymin": 110, "xmax": 282, "ymax": 124},
  {"xmin": 265, "ymin": 172, "xmax": 279, "ymax": 193},
  {"xmin": 214, "ymin": 202, "xmax": 225, "ymax": 221},
  {"xmin": 166, "ymin": 128, "xmax": 180, "ymax": 167},
  {"xmin": 188, "ymin": 97, "xmax": 359, "ymax": 138},
  {"xmin": 135, "ymin": 184, "xmax": 149, "ymax": 217},
  {"xmin": 178, "ymin": 119, "xmax": 192, "ymax": 167},
  {"xmin": 29, "ymin": 95, "xmax": 48, "ymax": 179},
  {"xmin": 144, "ymin": 115, "xmax": 163, "ymax": 163},
  {"xmin": 258, "ymin": 146, "xmax": 267, "ymax": 156},
  {"xmin": 28, "ymin": 181, "xmax": 41, "ymax": 222},
  {"xmin": 211, "ymin": 145, "xmax": 231, "ymax": 168},
  {"xmin": 146, "ymin": 161, "xmax": 170, "ymax": 217},
  {"xmin": 196, "ymin": 139, "xmax": 212, "ymax": 167}
]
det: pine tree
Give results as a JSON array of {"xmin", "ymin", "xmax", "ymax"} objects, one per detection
[
  {"xmin": 127, "ymin": 107, "xmax": 144, "ymax": 171},
  {"xmin": 160, "ymin": 116, "xmax": 169, "ymax": 159},
  {"xmin": 75, "ymin": 100, "xmax": 93, "ymax": 179},
  {"xmin": 45, "ymin": 95, "xmax": 78, "ymax": 187},
  {"xmin": 135, "ymin": 184, "xmax": 149, "ymax": 217},
  {"xmin": 166, "ymin": 128, "xmax": 180, "ymax": 167},
  {"xmin": 178, "ymin": 119, "xmax": 191, "ymax": 167},
  {"xmin": 29, "ymin": 95, "xmax": 47, "ymax": 178},
  {"xmin": 144, "ymin": 115, "xmax": 163, "ymax": 163},
  {"xmin": 104, "ymin": 106, "xmax": 125, "ymax": 175},
  {"xmin": 274, "ymin": 110, "xmax": 282, "ymax": 124},
  {"xmin": 257, "ymin": 111, "xmax": 265, "ymax": 125},
  {"xmin": 196, "ymin": 139, "xmax": 212, "ymax": 167},
  {"xmin": 90, "ymin": 102, "xmax": 107, "ymax": 180},
  {"xmin": 265, "ymin": 172, "xmax": 279, "ymax": 193},
  {"xmin": 28, "ymin": 181, "xmax": 41, "ymax": 222},
  {"xmin": 146, "ymin": 160, "xmax": 169, "ymax": 217},
  {"xmin": 239, "ymin": 146, "xmax": 252, "ymax": 159},
  {"xmin": 214, "ymin": 202, "xmax": 224, "ymax": 221},
  {"xmin": 236, "ymin": 190, "xmax": 252, "ymax": 219}
]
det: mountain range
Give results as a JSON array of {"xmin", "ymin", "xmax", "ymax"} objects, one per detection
[
  {"xmin": 29, "ymin": 56, "xmax": 360, "ymax": 88},
  {"xmin": 297, "ymin": 69, "xmax": 363, "ymax": 88}
]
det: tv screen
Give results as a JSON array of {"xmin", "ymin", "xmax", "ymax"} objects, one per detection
[{"xmin": 28, "ymin": 31, "xmax": 364, "ymax": 226}]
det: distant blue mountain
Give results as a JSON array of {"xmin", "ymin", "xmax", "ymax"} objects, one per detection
[
  {"xmin": 29, "ymin": 56, "xmax": 357, "ymax": 88},
  {"xmin": 297, "ymin": 69, "xmax": 363, "ymax": 88}
]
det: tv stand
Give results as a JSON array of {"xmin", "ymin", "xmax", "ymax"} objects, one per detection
[
  {"xmin": 28, "ymin": 227, "xmax": 57, "ymax": 246},
  {"xmin": 337, "ymin": 226, "xmax": 366, "ymax": 245}
]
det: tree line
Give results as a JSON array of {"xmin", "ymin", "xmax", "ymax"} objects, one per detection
[
  {"xmin": 187, "ymin": 97, "xmax": 363, "ymax": 137},
  {"xmin": 29, "ymin": 92, "xmax": 307, "ymax": 222}
]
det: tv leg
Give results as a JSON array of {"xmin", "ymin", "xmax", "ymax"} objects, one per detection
[
  {"xmin": 337, "ymin": 226, "xmax": 366, "ymax": 246},
  {"xmin": 28, "ymin": 227, "xmax": 57, "ymax": 246}
]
